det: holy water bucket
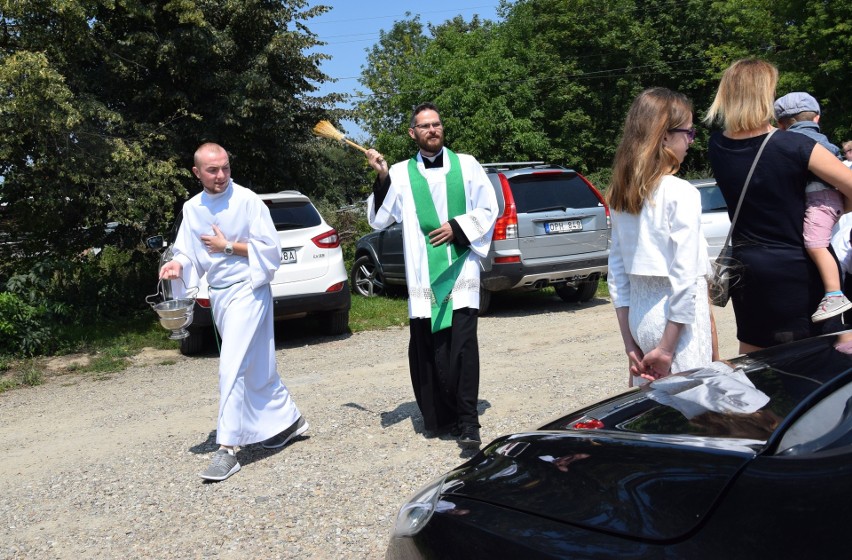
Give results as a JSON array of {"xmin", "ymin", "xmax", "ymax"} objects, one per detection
[{"xmin": 146, "ymin": 279, "xmax": 199, "ymax": 340}]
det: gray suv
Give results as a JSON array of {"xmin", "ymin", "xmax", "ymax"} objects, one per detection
[{"xmin": 351, "ymin": 162, "xmax": 610, "ymax": 313}]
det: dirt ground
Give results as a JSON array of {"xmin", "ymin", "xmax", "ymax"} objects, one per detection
[{"xmin": 0, "ymin": 294, "xmax": 739, "ymax": 559}]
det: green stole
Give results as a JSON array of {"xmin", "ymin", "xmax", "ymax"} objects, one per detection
[{"xmin": 407, "ymin": 149, "xmax": 470, "ymax": 332}]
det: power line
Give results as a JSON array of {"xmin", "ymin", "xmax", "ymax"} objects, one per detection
[{"xmin": 309, "ymin": 5, "xmax": 497, "ymax": 26}]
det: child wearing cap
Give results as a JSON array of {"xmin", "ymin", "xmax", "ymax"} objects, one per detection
[{"xmin": 774, "ymin": 91, "xmax": 851, "ymax": 322}]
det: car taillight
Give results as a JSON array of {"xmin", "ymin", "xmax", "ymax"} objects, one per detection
[
  {"xmin": 580, "ymin": 174, "xmax": 611, "ymax": 228},
  {"xmin": 197, "ymin": 298, "xmax": 211, "ymax": 309},
  {"xmin": 573, "ymin": 418, "xmax": 604, "ymax": 430},
  {"xmin": 493, "ymin": 173, "xmax": 517, "ymax": 240},
  {"xmin": 313, "ymin": 229, "xmax": 340, "ymax": 249},
  {"xmin": 325, "ymin": 281, "xmax": 345, "ymax": 293}
]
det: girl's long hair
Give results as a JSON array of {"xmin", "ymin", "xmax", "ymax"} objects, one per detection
[{"xmin": 607, "ymin": 88, "xmax": 693, "ymax": 214}]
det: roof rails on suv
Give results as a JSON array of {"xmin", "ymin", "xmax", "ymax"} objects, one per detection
[{"xmin": 482, "ymin": 161, "xmax": 546, "ymax": 170}]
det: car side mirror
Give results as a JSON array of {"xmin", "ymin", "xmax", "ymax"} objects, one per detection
[{"xmin": 146, "ymin": 235, "xmax": 166, "ymax": 250}]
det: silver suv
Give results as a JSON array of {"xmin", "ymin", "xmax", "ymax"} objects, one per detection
[{"xmin": 351, "ymin": 162, "xmax": 610, "ymax": 313}]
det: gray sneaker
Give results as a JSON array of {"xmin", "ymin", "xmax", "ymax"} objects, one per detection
[
  {"xmin": 199, "ymin": 449, "xmax": 240, "ymax": 481},
  {"xmin": 262, "ymin": 416, "xmax": 309, "ymax": 449},
  {"xmin": 812, "ymin": 294, "xmax": 852, "ymax": 322}
]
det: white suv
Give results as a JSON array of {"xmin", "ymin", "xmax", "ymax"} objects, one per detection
[{"xmin": 148, "ymin": 190, "xmax": 350, "ymax": 355}]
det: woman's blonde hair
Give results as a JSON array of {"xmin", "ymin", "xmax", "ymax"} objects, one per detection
[
  {"xmin": 607, "ymin": 87, "xmax": 693, "ymax": 214},
  {"xmin": 703, "ymin": 58, "xmax": 778, "ymax": 133}
]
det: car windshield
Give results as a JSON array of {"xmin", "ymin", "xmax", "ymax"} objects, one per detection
[
  {"xmin": 507, "ymin": 173, "xmax": 601, "ymax": 213},
  {"xmin": 266, "ymin": 201, "xmax": 321, "ymax": 231},
  {"xmin": 699, "ymin": 185, "xmax": 727, "ymax": 213}
]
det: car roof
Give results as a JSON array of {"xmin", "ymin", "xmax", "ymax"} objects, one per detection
[
  {"xmin": 689, "ymin": 178, "xmax": 717, "ymax": 188},
  {"xmin": 258, "ymin": 190, "xmax": 310, "ymax": 203}
]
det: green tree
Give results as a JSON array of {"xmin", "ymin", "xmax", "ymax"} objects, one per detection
[
  {"xmin": 0, "ymin": 0, "xmax": 348, "ymax": 331},
  {"xmin": 353, "ymin": 0, "xmax": 807, "ymax": 182},
  {"xmin": 771, "ymin": 0, "xmax": 852, "ymax": 144}
]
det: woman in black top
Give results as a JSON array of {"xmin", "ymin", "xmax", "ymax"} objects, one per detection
[{"xmin": 705, "ymin": 58, "xmax": 852, "ymax": 352}]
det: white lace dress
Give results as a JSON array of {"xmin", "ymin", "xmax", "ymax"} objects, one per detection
[{"xmin": 628, "ymin": 275, "xmax": 712, "ymax": 386}]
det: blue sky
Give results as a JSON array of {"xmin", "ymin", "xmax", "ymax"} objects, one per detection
[{"xmin": 305, "ymin": 1, "xmax": 503, "ymax": 140}]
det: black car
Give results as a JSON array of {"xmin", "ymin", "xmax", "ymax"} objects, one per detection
[
  {"xmin": 387, "ymin": 333, "xmax": 852, "ymax": 558},
  {"xmin": 351, "ymin": 162, "xmax": 610, "ymax": 314}
]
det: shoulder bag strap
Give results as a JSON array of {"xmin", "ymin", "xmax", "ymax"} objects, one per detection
[{"xmin": 720, "ymin": 128, "xmax": 777, "ymax": 251}]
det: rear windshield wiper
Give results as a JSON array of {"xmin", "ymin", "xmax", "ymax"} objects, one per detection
[{"xmin": 525, "ymin": 205, "xmax": 568, "ymax": 214}]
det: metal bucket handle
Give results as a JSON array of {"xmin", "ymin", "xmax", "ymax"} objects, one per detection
[{"xmin": 146, "ymin": 277, "xmax": 199, "ymax": 307}]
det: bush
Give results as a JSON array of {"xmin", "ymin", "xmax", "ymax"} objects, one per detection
[{"xmin": 0, "ymin": 292, "xmax": 54, "ymax": 356}]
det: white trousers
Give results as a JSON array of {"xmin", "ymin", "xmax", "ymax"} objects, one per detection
[{"xmin": 209, "ymin": 280, "xmax": 300, "ymax": 446}]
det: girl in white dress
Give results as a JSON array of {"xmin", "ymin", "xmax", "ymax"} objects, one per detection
[{"xmin": 606, "ymin": 88, "xmax": 714, "ymax": 387}]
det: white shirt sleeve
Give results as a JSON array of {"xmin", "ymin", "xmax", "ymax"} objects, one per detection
[
  {"xmin": 607, "ymin": 212, "xmax": 630, "ymax": 309},
  {"xmin": 368, "ymin": 165, "xmax": 405, "ymax": 230},
  {"xmin": 665, "ymin": 185, "xmax": 703, "ymax": 324}
]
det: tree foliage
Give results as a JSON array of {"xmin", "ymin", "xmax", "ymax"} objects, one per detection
[
  {"xmin": 0, "ymin": 0, "xmax": 359, "ymax": 337},
  {"xmin": 355, "ymin": 0, "xmax": 852, "ymax": 182},
  {"xmin": 0, "ymin": 1, "xmax": 346, "ymax": 260}
]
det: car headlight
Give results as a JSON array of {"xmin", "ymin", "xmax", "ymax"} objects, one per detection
[{"xmin": 391, "ymin": 474, "xmax": 448, "ymax": 537}]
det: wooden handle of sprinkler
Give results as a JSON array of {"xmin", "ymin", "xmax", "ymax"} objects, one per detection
[{"xmin": 343, "ymin": 138, "xmax": 368, "ymax": 153}]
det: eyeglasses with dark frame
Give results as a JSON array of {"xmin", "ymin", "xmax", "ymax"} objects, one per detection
[
  {"xmin": 413, "ymin": 121, "xmax": 443, "ymax": 131},
  {"xmin": 668, "ymin": 127, "xmax": 697, "ymax": 142}
]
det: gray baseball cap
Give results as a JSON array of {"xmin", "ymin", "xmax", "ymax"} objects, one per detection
[{"xmin": 774, "ymin": 92, "xmax": 820, "ymax": 119}]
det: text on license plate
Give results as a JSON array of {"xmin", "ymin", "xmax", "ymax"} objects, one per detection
[
  {"xmin": 545, "ymin": 220, "xmax": 582, "ymax": 234},
  {"xmin": 281, "ymin": 249, "xmax": 297, "ymax": 264}
]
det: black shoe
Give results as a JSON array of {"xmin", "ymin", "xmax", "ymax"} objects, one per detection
[
  {"xmin": 458, "ymin": 426, "xmax": 481, "ymax": 448},
  {"xmin": 262, "ymin": 416, "xmax": 309, "ymax": 449},
  {"xmin": 425, "ymin": 424, "xmax": 461, "ymax": 439}
]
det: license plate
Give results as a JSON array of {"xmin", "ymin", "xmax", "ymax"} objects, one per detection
[
  {"xmin": 281, "ymin": 249, "xmax": 297, "ymax": 264},
  {"xmin": 545, "ymin": 220, "xmax": 582, "ymax": 233}
]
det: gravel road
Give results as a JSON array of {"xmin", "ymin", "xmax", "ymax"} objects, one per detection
[{"xmin": 0, "ymin": 294, "xmax": 738, "ymax": 559}]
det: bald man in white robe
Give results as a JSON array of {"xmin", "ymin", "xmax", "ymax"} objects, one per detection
[{"xmin": 160, "ymin": 143, "xmax": 307, "ymax": 481}]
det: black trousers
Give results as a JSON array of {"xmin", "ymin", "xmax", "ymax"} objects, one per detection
[{"xmin": 408, "ymin": 308, "xmax": 480, "ymax": 432}]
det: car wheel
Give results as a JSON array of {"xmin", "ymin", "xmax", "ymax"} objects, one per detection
[
  {"xmin": 351, "ymin": 255, "xmax": 386, "ymax": 297},
  {"xmin": 179, "ymin": 328, "xmax": 209, "ymax": 356},
  {"xmin": 478, "ymin": 288, "xmax": 492, "ymax": 316},
  {"xmin": 321, "ymin": 309, "xmax": 349, "ymax": 335},
  {"xmin": 555, "ymin": 278, "xmax": 599, "ymax": 303}
]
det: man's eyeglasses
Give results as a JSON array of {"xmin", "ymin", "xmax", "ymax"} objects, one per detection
[
  {"xmin": 668, "ymin": 127, "xmax": 697, "ymax": 142},
  {"xmin": 413, "ymin": 121, "xmax": 443, "ymax": 131}
]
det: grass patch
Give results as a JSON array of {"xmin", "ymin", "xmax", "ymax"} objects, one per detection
[
  {"xmin": 0, "ymin": 359, "xmax": 43, "ymax": 393},
  {"xmin": 348, "ymin": 292, "xmax": 409, "ymax": 332},
  {"xmin": 55, "ymin": 315, "xmax": 176, "ymax": 355},
  {"xmin": 1, "ymin": 278, "xmax": 610, "ymax": 391},
  {"xmin": 20, "ymin": 364, "xmax": 43, "ymax": 386}
]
